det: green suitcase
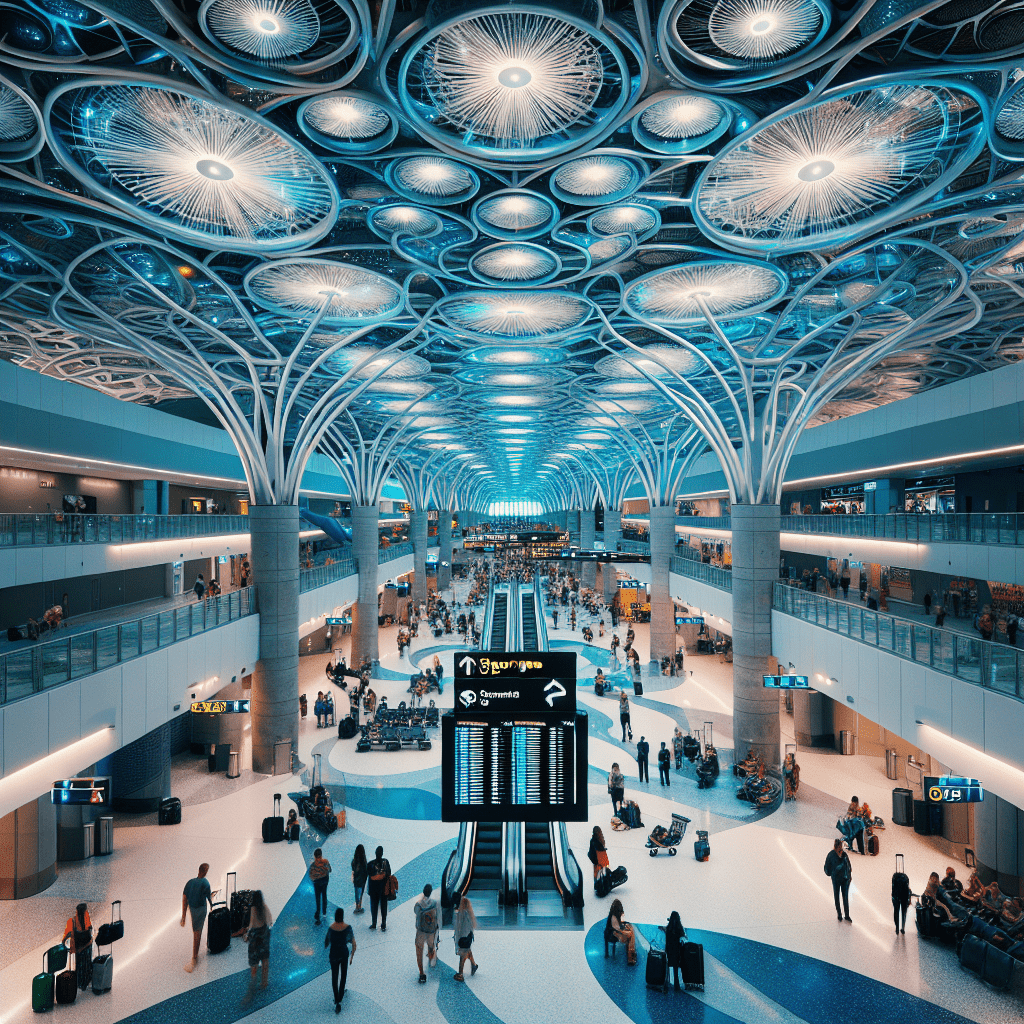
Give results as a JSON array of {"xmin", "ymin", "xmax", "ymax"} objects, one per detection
[
  {"xmin": 32, "ymin": 953, "xmax": 54, "ymax": 1013},
  {"xmin": 45, "ymin": 944, "xmax": 68, "ymax": 974}
]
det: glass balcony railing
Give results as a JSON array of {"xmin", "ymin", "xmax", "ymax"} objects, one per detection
[
  {"xmin": 670, "ymin": 556, "xmax": 733, "ymax": 591},
  {"xmin": 0, "ymin": 587, "xmax": 256, "ymax": 707},
  {"xmin": 676, "ymin": 516, "xmax": 732, "ymax": 530},
  {"xmin": 781, "ymin": 513, "xmax": 1024, "ymax": 545},
  {"xmin": 0, "ymin": 513, "xmax": 251, "ymax": 547},
  {"xmin": 618, "ymin": 539, "xmax": 651, "ymax": 554},
  {"xmin": 773, "ymin": 582, "xmax": 1024, "ymax": 703},
  {"xmin": 379, "ymin": 541, "xmax": 414, "ymax": 563},
  {"xmin": 299, "ymin": 559, "xmax": 357, "ymax": 593}
]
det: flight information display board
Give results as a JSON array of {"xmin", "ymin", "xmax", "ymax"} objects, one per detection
[
  {"xmin": 924, "ymin": 776, "xmax": 984, "ymax": 803},
  {"xmin": 441, "ymin": 713, "xmax": 588, "ymax": 822},
  {"xmin": 52, "ymin": 777, "xmax": 111, "ymax": 805},
  {"xmin": 454, "ymin": 651, "xmax": 576, "ymax": 716},
  {"xmin": 763, "ymin": 675, "xmax": 810, "ymax": 689},
  {"xmin": 190, "ymin": 699, "xmax": 251, "ymax": 714}
]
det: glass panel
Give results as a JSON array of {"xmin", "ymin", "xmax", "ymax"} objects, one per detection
[
  {"xmin": 894, "ymin": 619, "xmax": 912, "ymax": 658},
  {"xmin": 70, "ymin": 634, "xmax": 96, "ymax": 679},
  {"xmin": 848, "ymin": 606, "xmax": 862, "ymax": 639},
  {"xmin": 989, "ymin": 645, "xmax": 1018, "ymax": 696},
  {"xmin": 175, "ymin": 608, "xmax": 189, "ymax": 641},
  {"xmin": 912, "ymin": 624, "xmax": 932, "ymax": 665},
  {"xmin": 42, "ymin": 642, "xmax": 71, "ymax": 688},
  {"xmin": 862, "ymin": 611, "xmax": 878, "ymax": 645},
  {"xmin": 191, "ymin": 603, "xmax": 204, "ymax": 633},
  {"xmin": 955, "ymin": 635, "xmax": 981, "ymax": 683},
  {"xmin": 932, "ymin": 630, "xmax": 954, "ymax": 674},
  {"xmin": 121, "ymin": 620, "xmax": 140, "ymax": 659},
  {"xmin": 159, "ymin": 611, "xmax": 175, "ymax": 647},
  {"xmin": 5, "ymin": 650, "xmax": 35, "ymax": 700},
  {"xmin": 141, "ymin": 614, "xmax": 160, "ymax": 653},
  {"xmin": 96, "ymin": 625, "xmax": 119, "ymax": 669}
]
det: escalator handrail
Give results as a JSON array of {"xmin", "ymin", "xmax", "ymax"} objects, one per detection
[
  {"xmin": 534, "ymin": 574, "xmax": 551, "ymax": 652},
  {"xmin": 549, "ymin": 820, "xmax": 583, "ymax": 907},
  {"xmin": 445, "ymin": 821, "xmax": 475, "ymax": 906}
]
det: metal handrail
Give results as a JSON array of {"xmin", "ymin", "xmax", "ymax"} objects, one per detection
[
  {"xmin": 670, "ymin": 556, "xmax": 733, "ymax": 592},
  {"xmin": 0, "ymin": 512, "xmax": 251, "ymax": 547},
  {"xmin": 0, "ymin": 586, "xmax": 256, "ymax": 707},
  {"xmin": 772, "ymin": 581, "xmax": 1024, "ymax": 703},
  {"xmin": 618, "ymin": 539, "xmax": 651, "ymax": 555},
  {"xmin": 299, "ymin": 559, "xmax": 357, "ymax": 593},
  {"xmin": 379, "ymin": 541, "xmax": 414, "ymax": 563},
  {"xmin": 780, "ymin": 513, "xmax": 1024, "ymax": 545}
]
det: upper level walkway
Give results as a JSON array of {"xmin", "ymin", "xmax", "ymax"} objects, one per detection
[{"xmin": 0, "ymin": 512, "xmax": 250, "ymax": 547}]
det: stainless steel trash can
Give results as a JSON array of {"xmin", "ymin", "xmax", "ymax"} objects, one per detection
[
  {"xmin": 97, "ymin": 816, "xmax": 114, "ymax": 855},
  {"xmin": 840, "ymin": 730, "xmax": 857, "ymax": 755},
  {"xmin": 228, "ymin": 750, "xmax": 240, "ymax": 779},
  {"xmin": 885, "ymin": 748, "xmax": 899, "ymax": 780},
  {"xmin": 81, "ymin": 821, "xmax": 95, "ymax": 860}
]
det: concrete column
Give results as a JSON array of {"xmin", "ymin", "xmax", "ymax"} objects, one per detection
[
  {"xmin": 603, "ymin": 507, "xmax": 621, "ymax": 607},
  {"xmin": 0, "ymin": 794, "xmax": 57, "ymax": 898},
  {"xmin": 438, "ymin": 509, "xmax": 452, "ymax": 593},
  {"xmin": 974, "ymin": 792, "xmax": 1024, "ymax": 895},
  {"xmin": 648, "ymin": 504, "xmax": 676, "ymax": 664},
  {"xmin": 793, "ymin": 688, "xmax": 835, "ymax": 747},
  {"xmin": 351, "ymin": 504, "xmax": 380, "ymax": 667},
  {"xmin": 730, "ymin": 503, "xmax": 782, "ymax": 769},
  {"xmin": 249, "ymin": 504, "xmax": 299, "ymax": 775},
  {"xmin": 580, "ymin": 506, "xmax": 597, "ymax": 589},
  {"xmin": 410, "ymin": 510, "xmax": 428, "ymax": 604}
]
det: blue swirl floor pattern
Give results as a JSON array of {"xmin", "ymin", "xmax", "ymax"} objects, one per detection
[{"xmin": 585, "ymin": 923, "xmax": 977, "ymax": 1024}]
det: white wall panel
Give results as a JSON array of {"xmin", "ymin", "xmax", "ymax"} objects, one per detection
[{"xmin": 48, "ymin": 679, "xmax": 82, "ymax": 754}]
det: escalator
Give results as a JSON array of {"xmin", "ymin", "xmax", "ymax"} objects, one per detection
[
  {"xmin": 520, "ymin": 591, "xmax": 538, "ymax": 652},
  {"xmin": 523, "ymin": 821, "xmax": 556, "ymax": 892},
  {"xmin": 489, "ymin": 591, "xmax": 508, "ymax": 652}
]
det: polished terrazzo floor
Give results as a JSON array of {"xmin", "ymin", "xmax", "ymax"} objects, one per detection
[{"xmin": 1, "ymin": 577, "xmax": 1021, "ymax": 1023}]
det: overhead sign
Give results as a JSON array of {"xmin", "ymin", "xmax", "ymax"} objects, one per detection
[
  {"xmin": 676, "ymin": 616, "xmax": 705, "ymax": 625},
  {"xmin": 454, "ymin": 651, "xmax": 576, "ymax": 715},
  {"xmin": 190, "ymin": 699, "xmax": 251, "ymax": 714},
  {"xmin": 763, "ymin": 675, "xmax": 810, "ymax": 689},
  {"xmin": 924, "ymin": 776, "xmax": 984, "ymax": 803},
  {"xmin": 52, "ymin": 777, "xmax": 111, "ymax": 805}
]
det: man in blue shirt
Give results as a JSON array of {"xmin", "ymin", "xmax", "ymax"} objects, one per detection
[{"xmin": 181, "ymin": 863, "xmax": 213, "ymax": 972}]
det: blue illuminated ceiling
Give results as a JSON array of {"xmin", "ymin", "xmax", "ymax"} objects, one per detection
[{"xmin": 0, "ymin": 0, "xmax": 1022, "ymax": 505}]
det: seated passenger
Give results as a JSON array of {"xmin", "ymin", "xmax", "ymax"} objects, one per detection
[
  {"xmin": 981, "ymin": 882, "xmax": 1005, "ymax": 917},
  {"xmin": 962, "ymin": 870, "xmax": 985, "ymax": 903},
  {"xmin": 286, "ymin": 809, "xmax": 299, "ymax": 843},
  {"xmin": 606, "ymin": 899, "xmax": 637, "ymax": 966},
  {"xmin": 941, "ymin": 867, "xmax": 963, "ymax": 897},
  {"xmin": 1000, "ymin": 900, "xmax": 1022, "ymax": 928},
  {"xmin": 921, "ymin": 872, "xmax": 941, "ymax": 907}
]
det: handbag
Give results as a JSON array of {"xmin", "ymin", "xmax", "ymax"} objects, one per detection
[{"xmin": 458, "ymin": 930, "xmax": 473, "ymax": 950}]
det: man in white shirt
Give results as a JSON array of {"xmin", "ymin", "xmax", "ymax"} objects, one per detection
[{"xmin": 413, "ymin": 883, "xmax": 439, "ymax": 983}]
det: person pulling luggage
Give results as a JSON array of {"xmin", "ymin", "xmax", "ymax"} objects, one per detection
[
  {"xmin": 181, "ymin": 863, "xmax": 213, "ymax": 972},
  {"xmin": 62, "ymin": 903, "xmax": 93, "ymax": 990}
]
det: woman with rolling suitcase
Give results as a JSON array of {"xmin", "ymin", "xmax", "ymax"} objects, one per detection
[{"xmin": 62, "ymin": 903, "xmax": 93, "ymax": 990}]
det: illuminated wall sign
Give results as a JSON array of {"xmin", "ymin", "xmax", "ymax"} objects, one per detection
[
  {"xmin": 763, "ymin": 675, "xmax": 810, "ymax": 689},
  {"xmin": 454, "ymin": 651, "xmax": 576, "ymax": 715},
  {"xmin": 924, "ymin": 775, "xmax": 984, "ymax": 803},
  {"xmin": 51, "ymin": 777, "xmax": 111, "ymax": 805},
  {"xmin": 190, "ymin": 699, "xmax": 251, "ymax": 714},
  {"xmin": 676, "ymin": 616, "xmax": 705, "ymax": 625}
]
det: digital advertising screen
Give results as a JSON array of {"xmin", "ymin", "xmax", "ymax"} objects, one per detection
[
  {"xmin": 51, "ymin": 777, "xmax": 111, "ymax": 805},
  {"xmin": 763, "ymin": 675, "xmax": 810, "ymax": 689},
  {"xmin": 924, "ymin": 776, "xmax": 984, "ymax": 803},
  {"xmin": 190, "ymin": 699, "xmax": 251, "ymax": 714}
]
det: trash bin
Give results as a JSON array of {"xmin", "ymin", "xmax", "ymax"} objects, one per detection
[
  {"xmin": 840, "ymin": 730, "xmax": 857, "ymax": 755},
  {"xmin": 885, "ymin": 748, "xmax": 899, "ymax": 780},
  {"xmin": 81, "ymin": 821, "xmax": 95, "ymax": 860},
  {"xmin": 273, "ymin": 740, "xmax": 291, "ymax": 776},
  {"xmin": 96, "ymin": 816, "xmax": 114, "ymax": 856},
  {"xmin": 228, "ymin": 750, "xmax": 240, "ymax": 779}
]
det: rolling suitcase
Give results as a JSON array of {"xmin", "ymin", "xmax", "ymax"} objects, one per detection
[
  {"xmin": 892, "ymin": 787, "xmax": 913, "ymax": 826},
  {"xmin": 916, "ymin": 903, "xmax": 937, "ymax": 938},
  {"xmin": 207, "ymin": 876, "xmax": 232, "ymax": 954},
  {"xmin": 681, "ymin": 941, "xmax": 704, "ymax": 990},
  {"xmin": 867, "ymin": 832, "xmax": 880, "ymax": 856},
  {"xmin": 158, "ymin": 796, "xmax": 181, "ymax": 825},
  {"xmin": 229, "ymin": 874, "xmax": 254, "ymax": 936},
  {"xmin": 983, "ymin": 946, "xmax": 1015, "ymax": 990},
  {"xmin": 694, "ymin": 830, "xmax": 710, "ymax": 862},
  {"xmin": 45, "ymin": 943, "xmax": 68, "ymax": 975},
  {"xmin": 96, "ymin": 900, "xmax": 124, "ymax": 946},
  {"xmin": 595, "ymin": 870, "xmax": 612, "ymax": 898},
  {"xmin": 633, "ymin": 679, "xmax": 644, "ymax": 696},
  {"xmin": 92, "ymin": 953, "xmax": 114, "ymax": 994},
  {"xmin": 32, "ymin": 946, "xmax": 58, "ymax": 1013},
  {"xmin": 646, "ymin": 948, "xmax": 667, "ymax": 992},
  {"xmin": 262, "ymin": 793, "xmax": 284, "ymax": 843},
  {"xmin": 959, "ymin": 934, "xmax": 988, "ymax": 976},
  {"xmin": 55, "ymin": 948, "xmax": 77, "ymax": 1005}
]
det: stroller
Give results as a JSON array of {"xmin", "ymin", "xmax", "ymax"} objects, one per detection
[{"xmin": 646, "ymin": 813, "xmax": 691, "ymax": 856}]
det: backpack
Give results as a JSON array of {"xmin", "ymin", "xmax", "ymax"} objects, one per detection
[
  {"xmin": 194, "ymin": 580, "xmax": 205, "ymax": 599},
  {"xmin": 385, "ymin": 874, "xmax": 399, "ymax": 901},
  {"xmin": 418, "ymin": 900, "xmax": 437, "ymax": 933}
]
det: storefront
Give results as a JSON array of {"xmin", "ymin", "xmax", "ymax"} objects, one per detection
[
  {"xmin": 820, "ymin": 483, "xmax": 866, "ymax": 514},
  {"xmin": 904, "ymin": 474, "xmax": 955, "ymax": 513}
]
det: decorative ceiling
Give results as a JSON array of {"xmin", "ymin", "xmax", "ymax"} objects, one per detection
[{"xmin": 0, "ymin": 0, "xmax": 1022, "ymax": 507}]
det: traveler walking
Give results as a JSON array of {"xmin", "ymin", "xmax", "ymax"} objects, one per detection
[
  {"xmin": 824, "ymin": 839, "xmax": 853, "ymax": 922},
  {"xmin": 181, "ymin": 863, "xmax": 213, "ymax": 971},
  {"xmin": 193, "ymin": 573, "xmax": 206, "ymax": 601},
  {"xmin": 351, "ymin": 844, "xmax": 367, "ymax": 914},
  {"xmin": 62, "ymin": 903, "xmax": 93, "ymax": 990},
  {"xmin": 658, "ymin": 742, "xmax": 671, "ymax": 786},
  {"xmin": 367, "ymin": 845, "xmax": 392, "ymax": 931},
  {"xmin": 310, "ymin": 848, "xmax": 332, "ymax": 925},
  {"xmin": 414, "ymin": 883, "xmax": 439, "ymax": 982},
  {"xmin": 325, "ymin": 909, "xmax": 356, "ymax": 1013},
  {"xmin": 618, "ymin": 691, "xmax": 631, "ymax": 742},
  {"xmin": 452, "ymin": 895, "xmax": 478, "ymax": 981},
  {"xmin": 242, "ymin": 891, "xmax": 272, "ymax": 1002},
  {"xmin": 607, "ymin": 762, "xmax": 624, "ymax": 813},
  {"xmin": 636, "ymin": 737, "xmax": 650, "ymax": 783},
  {"xmin": 892, "ymin": 860, "xmax": 912, "ymax": 935}
]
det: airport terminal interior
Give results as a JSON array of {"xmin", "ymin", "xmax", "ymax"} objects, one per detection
[{"xmin": 1, "ymin": 0, "xmax": 1024, "ymax": 1020}]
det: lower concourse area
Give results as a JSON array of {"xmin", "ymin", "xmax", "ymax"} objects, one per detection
[{"xmin": 1, "ymin": 570, "xmax": 1020, "ymax": 1024}]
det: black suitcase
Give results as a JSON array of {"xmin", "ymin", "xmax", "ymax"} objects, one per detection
[
  {"xmin": 983, "ymin": 946, "xmax": 1014, "ymax": 990},
  {"xmin": 262, "ymin": 793, "xmax": 284, "ymax": 843},
  {"xmin": 694, "ymin": 830, "xmax": 710, "ymax": 861},
  {"xmin": 207, "ymin": 904, "xmax": 231, "ymax": 954},
  {"xmin": 646, "ymin": 948, "xmax": 667, "ymax": 991},
  {"xmin": 913, "ymin": 799, "xmax": 942, "ymax": 835},
  {"xmin": 867, "ymin": 832, "xmax": 880, "ymax": 856},
  {"xmin": 339, "ymin": 716, "xmax": 358, "ymax": 739},
  {"xmin": 892, "ymin": 787, "xmax": 913, "ymax": 826},
  {"xmin": 915, "ymin": 903, "xmax": 937, "ymax": 938},
  {"xmin": 681, "ymin": 941, "xmax": 704, "ymax": 990},
  {"xmin": 959, "ymin": 933, "xmax": 988, "ymax": 975},
  {"xmin": 158, "ymin": 797, "xmax": 181, "ymax": 825},
  {"xmin": 595, "ymin": 870, "xmax": 612, "ymax": 898},
  {"xmin": 633, "ymin": 679, "xmax": 643, "ymax": 696},
  {"xmin": 55, "ymin": 950, "xmax": 77, "ymax": 1006},
  {"xmin": 228, "ymin": 873, "xmax": 253, "ymax": 935}
]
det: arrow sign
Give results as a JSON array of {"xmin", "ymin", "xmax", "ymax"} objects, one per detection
[
  {"xmin": 458, "ymin": 655, "xmax": 477, "ymax": 675},
  {"xmin": 543, "ymin": 679, "xmax": 567, "ymax": 707}
]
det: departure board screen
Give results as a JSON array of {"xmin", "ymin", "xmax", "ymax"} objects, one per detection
[{"xmin": 441, "ymin": 712, "xmax": 588, "ymax": 822}]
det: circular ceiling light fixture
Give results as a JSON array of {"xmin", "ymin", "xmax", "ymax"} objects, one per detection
[
  {"xmin": 435, "ymin": 291, "xmax": 593, "ymax": 342},
  {"xmin": 463, "ymin": 346, "xmax": 567, "ymax": 365},
  {"xmin": 200, "ymin": 0, "xmax": 320, "ymax": 60},
  {"xmin": 367, "ymin": 204, "xmax": 442, "ymax": 239},
  {"xmin": 694, "ymin": 79, "xmax": 988, "ymax": 253},
  {"xmin": 588, "ymin": 204, "xmax": 661, "ymax": 238},
  {"xmin": 992, "ymin": 84, "xmax": 1024, "ymax": 160},
  {"xmin": 45, "ymin": 80, "xmax": 338, "ymax": 252},
  {"xmin": 471, "ymin": 189, "xmax": 560, "ymax": 240},
  {"xmin": 551, "ymin": 154, "xmax": 647, "ymax": 205},
  {"xmin": 453, "ymin": 366, "xmax": 573, "ymax": 388},
  {"xmin": 632, "ymin": 91, "xmax": 736, "ymax": 153},
  {"xmin": 596, "ymin": 343, "xmax": 703, "ymax": 378},
  {"xmin": 386, "ymin": 154, "xmax": 480, "ymax": 205},
  {"xmin": 298, "ymin": 93, "xmax": 397, "ymax": 153},
  {"xmin": 469, "ymin": 243, "xmax": 560, "ymax": 284},
  {"xmin": 624, "ymin": 259, "xmax": 787, "ymax": 324},
  {"xmin": 244, "ymin": 259, "xmax": 404, "ymax": 324},
  {"xmin": 396, "ymin": 9, "xmax": 630, "ymax": 162}
]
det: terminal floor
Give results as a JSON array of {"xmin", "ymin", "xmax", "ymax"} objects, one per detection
[{"xmin": 1, "ymin": 580, "xmax": 1021, "ymax": 1023}]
